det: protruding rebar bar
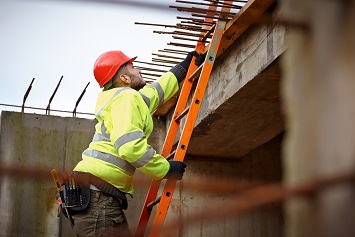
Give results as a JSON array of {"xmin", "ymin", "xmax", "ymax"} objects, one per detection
[
  {"xmin": 167, "ymin": 42, "xmax": 196, "ymax": 48},
  {"xmin": 203, "ymin": 0, "xmax": 247, "ymax": 3},
  {"xmin": 154, "ymin": 30, "xmax": 212, "ymax": 38},
  {"xmin": 162, "ymin": 48, "xmax": 190, "ymax": 54},
  {"xmin": 177, "ymin": 16, "xmax": 216, "ymax": 26},
  {"xmin": 135, "ymin": 21, "xmax": 211, "ymax": 32},
  {"xmin": 141, "ymin": 72, "xmax": 163, "ymax": 77},
  {"xmin": 179, "ymin": 20, "xmax": 215, "ymax": 27},
  {"xmin": 73, "ymin": 82, "xmax": 90, "ymax": 117},
  {"xmin": 136, "ymin": 66, "xmax": 167, "ymax": 73},
  {"xmin": 22, "ymin": 78, "xmax": 35, "ymax": 113},
  {"xmin": 152, "ymin": 53, "xmax": 185, "ymax": 61},
  {"xmin": 173, "ymin": 35, "xmax": 210, "ymax": 43},
  {"xmin": 170, "ymin": 5, "xmax": 240, "ymax": 15},
  {"xmin": 135, "ymin": 60, "xmax": 171, "ymax": 68},
  {"xmin": 46, "ymin": 76, "xmax": 63, "ymax": 115},
  {"xmin": 176, "ymin": 0, "xmax": 243, "ymax": 10},
  {"xmin": 135, "ymin": 22, "xmax": 177, "ymax": 28},
  {"xmin": 192, "ymin": 13, "xmax": 234, "ymax": 20},
  {"xmin": 152, "ymin": 58, "xmax": 181, "ymax": 65}
]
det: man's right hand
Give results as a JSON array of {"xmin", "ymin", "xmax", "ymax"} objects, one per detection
[{"xmin": 163, "ymin": 161, "xmax": 187, "ymax": 180}]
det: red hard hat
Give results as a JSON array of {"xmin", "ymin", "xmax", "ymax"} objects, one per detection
[{"xmin": 93, "ymin": 50, "xmax": 137, "ymax": 88}]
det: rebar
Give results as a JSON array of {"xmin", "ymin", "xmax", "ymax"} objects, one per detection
[
  {"xmin": 135, "ymin": 60, "xmax": 172, "ymax": 68},
  {"xmin": 192, "ymin": 13, "xmax": 234, "ymax": 20},
  {"xmin": 135, "ymin": 22, "xmax": 178, "ymax": 28},
  {"xmin": 152, "ymin": 53, "xmax": 185, "ymax": 60},
  {"xmin": 140, "ymin": 72, "xmax": 163, "ymax": 77},
  {"xmin": 136, "ymin": 66, "xmax": 167, "ymax": 73},
  {"xmin": 160, "ymin": 49, "xmax": 191, "ymax": 55},
  {"xmin": 152, "ymin": 58, "xmax": 181, "ymax": 65},
  {"xmin": 176, "ymin": 0, "xmax": 243, "ymax": 10},
  {"xmin": 170, "ymin": 5, "xmax": 239, "ymax": 15},
  {"xmin": 154, "ymin": 30, "xmax": 212, "ymax": 38},
  {"xmin": 22, "ymin": 78, "xmax": 35, "ymax": 113},
  {"xmin": 203, "ymin": 0, "xmax": 248, "ymax": 3},
  {"xmin": 177, "ymin": 16, "xmax": 216, "ymax": 25},
  {"xmin": 173, "ymin": 35, "xmax": 210, "ymax": 43},
  {"xmin": 167, "ymin": 42, "xmax": 196, "ymax": 49},
  {"xmin": 179, "ymin": 20, "xmax": 215, "ymax": 27},
  {"xmin": 46, "ymin": 76, "xmax": 63, "ymax": 115},
  {"xmin": 73, "ymin": 82, "xmax": 90, "ymax": 117},
  {"xmin": 133, "ymin": 0, "xmax": 248, "ymax": 86},
  {"xmin": 176, "ymin": 23, "xmax": 209, "ymax": 32}
]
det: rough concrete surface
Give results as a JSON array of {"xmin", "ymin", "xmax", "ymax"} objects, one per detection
[{"xmin": 166, "ymin": 16, "xmax": 288, "ymax": 159}]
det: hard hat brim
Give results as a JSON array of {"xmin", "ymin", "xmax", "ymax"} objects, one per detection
[{"xmin": 128, "ymin": 56, "xmax": 137, "ymax": 63}]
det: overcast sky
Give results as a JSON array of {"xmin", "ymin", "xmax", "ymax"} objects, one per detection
[{"xmin": 0, "ymin": 0, "xmax": 180, "ymax": 118}]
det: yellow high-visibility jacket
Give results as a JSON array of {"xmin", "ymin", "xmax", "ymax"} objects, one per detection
[{"xmin": 73, "ymin": 72, "xmax": 179, "ymax": 196}]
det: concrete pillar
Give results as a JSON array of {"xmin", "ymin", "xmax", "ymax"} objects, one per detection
[{"xmin": 280, "ymin": 0, "xmax": 355, "ymax": 237}]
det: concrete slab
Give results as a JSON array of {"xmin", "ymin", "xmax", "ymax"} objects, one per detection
[{"xmin": 167, "ymin": 10, "xmax": 288, "ymax": 159}]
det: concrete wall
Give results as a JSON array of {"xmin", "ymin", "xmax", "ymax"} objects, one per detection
[
  {"xmin": 0, "ymin": 111, "xmax": 165, "ymax": 237},
  {"xmin": 164, "ymin": 133, "xmax": 284, "ymax": 237},
  {"xmin": 0, "ymin": 110, "xmax": 283, "ymax": 237},
  {"xmin": 0, "ymin": 111, "xmax": 96, "ymax": 237}
]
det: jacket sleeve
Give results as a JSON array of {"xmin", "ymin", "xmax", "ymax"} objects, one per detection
[
  {"xmin": 110, "ymin": 90, "xmax": 169, "ymax": 181},
  {"xmin": 139, "ymin": 71, "xmax": 179, "ymax": 113}
]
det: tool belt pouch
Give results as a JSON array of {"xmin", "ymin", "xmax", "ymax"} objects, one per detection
[{"xmin": 57, "ymin": 172, "xmax": 91, "ymax": 219}]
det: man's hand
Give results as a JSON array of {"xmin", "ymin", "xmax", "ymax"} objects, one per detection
[
  {"xmin": 194, "ymin": 52, "xmax": 206, "ymax": 67},
  {"xmin": 180, "ymin": 51, "xmax": 206, "ymax": 70},
  {"xmin": 163, "ymin": 161, "xmax": 187, "ymax": 180},
  {"xmin": 170, "ymin": 51, "xmax": 207, "ymax": 83}
]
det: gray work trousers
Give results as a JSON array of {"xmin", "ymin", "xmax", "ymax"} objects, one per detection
[{"xmin": 72, "ymin": 190, "xmax": 132, "ymax": 237}]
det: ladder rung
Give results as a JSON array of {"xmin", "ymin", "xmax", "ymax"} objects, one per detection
[
  {"xmin": 188, "ymin": 63, "xmax": 204, "ymax": 82},
  {"xmin": 175, "ymin": 106, "xmax": 190, "ymax": 122},
  {"xmin": 166, "ymin": 150, "xmax": 176, "ymax": 161},
  {"xmin": 147, "ymin": 195, "xmax": 161, "ymax": 209}
]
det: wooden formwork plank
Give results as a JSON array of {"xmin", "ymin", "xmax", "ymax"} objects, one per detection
[{"xmin": 217, "ymin": 0, "xmax": 275, "ymax": 58}]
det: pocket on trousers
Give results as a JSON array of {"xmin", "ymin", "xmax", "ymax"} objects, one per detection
[
  {"xmin": 104, "ymin": 203, "xmax": 125, "ymax": 226},
  {"xmin": 100, "ymin": 197, "xmax": 132, "ymax": 236},
  {"xmin": 72, "ymin": 210, "xmax": 99, "ymax": 237},
  {"xmin": 111, "ymin": 215, "xmax": 124, "ymax": 224}
]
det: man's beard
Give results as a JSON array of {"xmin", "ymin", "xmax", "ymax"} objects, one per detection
[{"xmin": 131, "ymin": 74, "xmax": 146, "ymax": 90}]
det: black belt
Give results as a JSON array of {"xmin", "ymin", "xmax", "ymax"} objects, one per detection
[{"xmin": 72, "ymin": 172, "xmax": 129, "ymax": 210}]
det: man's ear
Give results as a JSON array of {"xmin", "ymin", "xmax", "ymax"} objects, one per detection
[{"xmin": 120, "ymin": 74, "xmax": 131, "ymax": 83}]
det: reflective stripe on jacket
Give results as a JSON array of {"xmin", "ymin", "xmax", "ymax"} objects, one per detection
[{"xmin": 73, "ymin": 72, "xmax": 179, "ymax": 196}]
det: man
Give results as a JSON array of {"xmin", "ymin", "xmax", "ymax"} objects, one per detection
[{"xmin": 71, "ymin": 50, "xmax": 205, "ymax": 237}]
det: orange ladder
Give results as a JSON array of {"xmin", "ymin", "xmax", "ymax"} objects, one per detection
[{"xmin": 135, "ymin": 2, "xmax": 232, "ymax": 236}]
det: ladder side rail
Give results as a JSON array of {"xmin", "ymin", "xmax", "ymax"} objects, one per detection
[
  {"xmin": 160, "ymin": 0, "xmax": 219, "ymax": 161},
  {"xmin": 134, "ymin": 58, "xmax": 202, "ymax": 237},
  {"xmin": 164, "ymin": 0, "xmax": 233, "ymax": 160},
  {"xmin": 135, "ymin": 1, "xmax": 222, "ymax": 236},
  {"xmin": 149, "ymin": 19, "xmax": 228, "ymax": 237}
]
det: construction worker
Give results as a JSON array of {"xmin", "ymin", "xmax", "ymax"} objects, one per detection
[{"xmin": 70, "ymin": 50, "xmax": 205, "ymax": 237}]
